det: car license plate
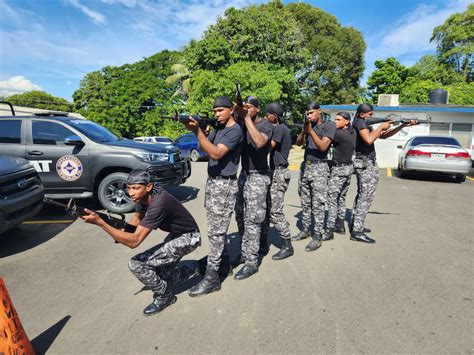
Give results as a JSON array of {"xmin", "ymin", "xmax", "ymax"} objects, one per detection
[{"xmin": 432, "ymin": 153, "xmax": 445, "ymax": 160}]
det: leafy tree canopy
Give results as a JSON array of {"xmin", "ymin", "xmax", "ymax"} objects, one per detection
[
  {"xmin": 431, "ymin": 4, "xmax": 474, "ymax": 82},
  {"xmin": 185, "ymin": 1, "xmax": 365, "ymax": 105},
  {"xmin": 6, "ymin": 91, "xmax": 73, "ymax": 112},
  {"xmin": 73, "ymin": 50, "xmax": 188, "ymax": 139}
]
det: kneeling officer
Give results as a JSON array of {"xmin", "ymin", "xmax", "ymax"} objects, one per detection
[{"xmin": 81, "ymin": 169, "xmax": 201, "ymax": 316}]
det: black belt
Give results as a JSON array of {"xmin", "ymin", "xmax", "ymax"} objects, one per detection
[
  {"xmin": 208, "ymin": 175, "xmax": 237, "ymax": 180},
  {"xmin": 305, "ymin": 160, "xmax": 328, "ymax": 165}
]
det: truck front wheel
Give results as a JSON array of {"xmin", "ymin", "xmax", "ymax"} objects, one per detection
[{"xmin": 97, "ymin": 172, "xmax": 135, "ymax": 213}]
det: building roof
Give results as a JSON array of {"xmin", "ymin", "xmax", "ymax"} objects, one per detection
[{"xmin": 321, "ymin": 104, "xmax": 474, "ymax": 113}]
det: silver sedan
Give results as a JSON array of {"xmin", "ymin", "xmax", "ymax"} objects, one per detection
[{"xmin": 397, "ymin": 135, "xmax": 472, "ymax": 183}]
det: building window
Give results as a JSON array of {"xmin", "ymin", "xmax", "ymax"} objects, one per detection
[
  {"xmin": 451, "ymin": 124, "xmax": 472, "ymax": 149},
  {"xmin": 429, "ymin": 123, "xmax": 450, "ymax": 136}
]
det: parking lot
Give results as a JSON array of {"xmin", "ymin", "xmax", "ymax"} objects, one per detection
[{"xmin": 1, "ymin": 162, "xmax": 473, "ymax": 354}]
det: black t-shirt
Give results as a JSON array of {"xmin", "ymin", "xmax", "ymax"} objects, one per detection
[
  {"xmin": 241, "ymin": 118, "xmax": 273, "ymax": 172},
  {"xmin": 208, "ymin": 124, "xmax": 243, "ymax": 177},
  {"xmin": 332, "ymin": 126, "xmax": 356, "ymax": 164},
  {"xmin": 136, "ymin": 188, "xmax": 199, "ymax": 235},
  {"xmin": 304, "ymin": 120, "xmax": 337, "ymax": 161},
  {"xmin": 352, "ymin": 117, "xmax": 376, "ymax": 159},
  {"xmin": 270, "ymin": 123, "xmax": 291, "ymax": 170}
]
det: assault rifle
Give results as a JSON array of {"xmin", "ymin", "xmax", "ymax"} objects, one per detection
[
  {"xmin": 233, "ymin": 81, "xmax": 248, "ymax": 120},
  {"xmin": 160, "ymin": 110, "xmax": 219, "ymax": 129},
  {"xmin": 365, "ymin": 114, "xmax": 431, "ymax": 126},
  {"xmin": 44, "ymin": 198, "xmax": 137, "ymax": 235}
]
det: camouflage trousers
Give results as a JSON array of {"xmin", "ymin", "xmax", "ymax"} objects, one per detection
[
  {"xmin": 128, "ymin": 231, "xmax": 201, "ymax": 296},
  {"xmin": 326, "ymin": 164, "xmax": 353, "ymax": 229},
  {"xmin": 352, "ymin": 160, "xmax": 379, "ymax": 232},
  {"xmin": 261, "ymin": 169, "xmax": 291, "ymax": 240},
  {"xmin": 235, "ymin": 171, "xmax": 271, "ymax": 268},
  {"xmin": 299, "ymin": 162, "xmax": 330, "ymax": 235},
  {"xmin": 297, "ymin": 162, "xmax": 313, "ymax": 228},
  {"xmin": 204, "ymin": 177, "xmax": 238, "ymax": 274}
]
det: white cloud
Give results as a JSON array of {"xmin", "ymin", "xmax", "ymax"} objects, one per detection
[
  {"xmin": 67, "ymin": 0, "xmax": 106, "ymax": 25},
  {"xmin": 0, "ymin": 76, "xmax": 43, "ymax": 97},
  {"xmin": 366, "ymin": 1, "xmax": 470, "ymax": 62}
]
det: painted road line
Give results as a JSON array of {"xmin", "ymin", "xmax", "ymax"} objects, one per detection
[
  {"xmin": 288, "ymin": 164, "xmax": 300, "ymax": 171},
  {"xmin": 387, "ymin": 168, "xmax": 392, "ymax": 177},
  {"xmin": 22, "ymin": 220, "xmax": 75, "ymax": 224},
  {"xmin": 466, "ymin": 176, "xmax": 474, "ymax": 181}
]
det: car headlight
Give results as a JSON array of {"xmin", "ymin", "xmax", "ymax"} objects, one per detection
[{"xmin": 133, "ymin": 151, "xmax": 168, "ymax": 162}]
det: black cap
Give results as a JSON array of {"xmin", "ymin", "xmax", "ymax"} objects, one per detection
[
  {"xmin": 265, "ymin": 102, "xmax": 284, "ymax": 117},
  {"xmin": 127, "ymin": 169, "xmax": 152, "ymax": 185},
  {"xmin": 307, "ymin": 102, "xmax": 320, "ymax": 110},
  {"xmin": 213, "ymin": 96, "xmax": 233, "ymax": 109},
  {"xmin": 337, "ymin": 111, "xmax": 351, "ymax": 120},
  {"xmin": 244, "ymin": 96, "xmax": 260, "ymax": 108}
]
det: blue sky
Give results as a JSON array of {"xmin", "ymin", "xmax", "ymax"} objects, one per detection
[{"xmin": 0, "ymin": 0, "xmax": 470, "ymax": 101}]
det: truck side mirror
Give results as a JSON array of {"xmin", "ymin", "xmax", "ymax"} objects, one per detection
[{"xmin": 64, "ymin": 135, "xmax": 84, "ymax": 146}]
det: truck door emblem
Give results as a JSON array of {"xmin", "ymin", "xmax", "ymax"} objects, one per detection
[{"xmin": 56, "ymin": 155, "xmax": 83, "ymax": 181}]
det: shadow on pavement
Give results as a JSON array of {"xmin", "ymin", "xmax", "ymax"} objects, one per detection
[
  {"xmin": 0, "ymin": 204, "xmax": 74, "ymax": 258},
  {"xmin": 396, "ymin": 170, "xmax": 465, "ymax": 184},
  {"xmin": 31, "ymin": 315, "xmax": 71, "ymax": 355}
]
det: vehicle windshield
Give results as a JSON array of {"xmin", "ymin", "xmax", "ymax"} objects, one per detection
[
  {"xmin": 67, "ymin": 120, "xmax": 121, "ymax": 143},
  {"xmin": 411, "ymin": 136, "xmax": 461, "ymax": 147}
]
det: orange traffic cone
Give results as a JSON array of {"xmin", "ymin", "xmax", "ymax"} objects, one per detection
[{"xmin": 0, "ymin": 277, "xmax": 35, "ymax": 355}]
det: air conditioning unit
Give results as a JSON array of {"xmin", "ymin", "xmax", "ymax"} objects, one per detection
[{"xmin": 377, "ymin": 94, "xmax": 399, "ymax": 107}]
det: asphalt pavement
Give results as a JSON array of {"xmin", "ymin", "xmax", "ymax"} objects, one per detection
[{"xmin": 0, "ymin": 162, "xmax": 473, "ymax": 354}]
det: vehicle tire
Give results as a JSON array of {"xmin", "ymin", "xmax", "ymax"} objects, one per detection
[
  {"xmin": 398, "ymin": 164, "xmax": 407, "ymax": 178},
  {"xmin": 190, "ymin": 149, "xmax": 200, "ymax": 162},
  {"xmin": 97, "ymin": 172, "xmax": 135, "ymax": 213},
  {"xmin": 455, "ymin": 174, "xmax": 466, "ymax": 183}
]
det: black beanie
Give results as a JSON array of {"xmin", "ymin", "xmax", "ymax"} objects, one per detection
[
  {"xmin": 307, "ymin": 102, "xmax": 320, "ymax": 110},
  {"xmin": 356, "ymin": 103, "xmax": 374, "ymax": 114},
  {"xmin": 127, "ymin": 169, "xmax": 152, "ymax": 185},
  {"xmin": 244, "ymin": 96, "xmax": 260, "ymax": 108},
  {"xmin": 337, "ymin": 111, "xmax": 351, "ymax": 120},
  {"xmin": 213, "ymin": 96, "xmax": 233, "ymax": 108},
  {"xmin": 265, "ymin": 102, "xmax": 284, "ymax": 117}
]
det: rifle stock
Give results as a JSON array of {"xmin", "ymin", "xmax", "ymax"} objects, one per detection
[{"xmin": 44, "ymin": 198, "xmax": 137, "ymax": 235}]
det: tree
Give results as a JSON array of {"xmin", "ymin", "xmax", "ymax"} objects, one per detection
[
  {"xmin": 286, "ymin": 3, "xmax": 366, "ymax": 103},
  {"xmin": 186, "ymin": 61, "xmax": 302, "ymax": 118},
  {"xmin": 186, "ymin": 1, "xmax": 311, "ymax": 73},
  {"xmin": 6, "ymin": 91, "xmax": 73, "ymax": 111},
  {"xmin": 73, "ymin": 51, "xmax": 185, "ymax": 139},
  {"xmin": 431, "ymin": 4, "xmax": 474, "ymax": 82},
  {"xmin": 367, "ymin": 58, "xmax": 415, "ymax": 99}
]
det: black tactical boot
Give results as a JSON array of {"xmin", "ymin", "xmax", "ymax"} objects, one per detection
[
  {"xmin": 334, "ymin": 218, "xmax": 346, "ymax": 234},
  {"xmin": 305, "ymin": 233, "xmax": 322, "ymax": 252},
  {"xmin": 363, "ymin": 227, "xmax": 372, "ymax": 233},
  {"xmin": 188, "ymin": 271, "xmax": 221, "ymax": 297},
  {"xmin": 143, "ymin": 290, "xmax": 177, "ymax": 316},
  {"xmin": 234, "ymin": 264, "xmax": 258, "ymax": 280},
  {"xmin": 321, "ymin": 228, "xmax": 334, "ymax": 241},
  {"xmin": 291, "ymin": 230, "xmax": 311, "ymax": 241},
  {"xmin": 272, "ymin": 238, "xmax": 294, "ymax": 260},
  {"xmin": 350, "ymin": 231, "xmax": 375, "ymax": 244}
]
